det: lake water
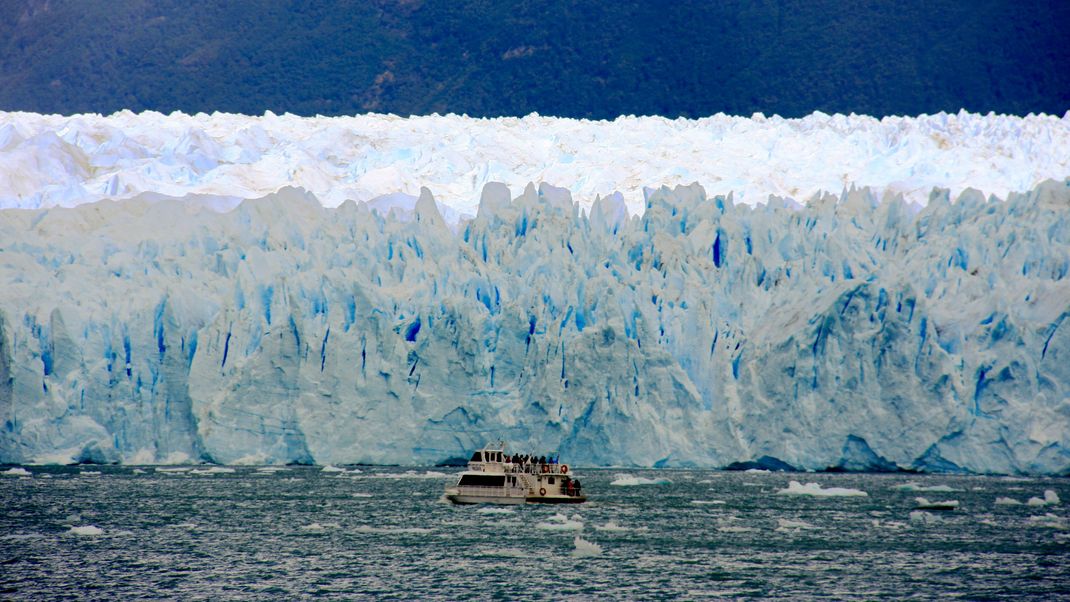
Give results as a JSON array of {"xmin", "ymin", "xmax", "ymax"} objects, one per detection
[{"xmin": 2, "ymin": 466, "xmax": 1067, "ymax": 600}]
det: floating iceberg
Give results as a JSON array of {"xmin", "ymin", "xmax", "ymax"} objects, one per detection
[
  {"xmin": 571, "ymin": 535, "xmax": 603, "ymax": 557},
  {"xmin": 2, "ymin": 467, "xmax": 30, "ymax": 477},
  {"xmin": 914, "ymin": 497, "xmax": 959, "ymax": 510},
  {"xmin": 536, "ymin": 513, "xmax": 584, "ymax": 531},
  {"xmin": 1027, "ymin": 513, "xmax": 1068, "ymax": 530},
  {"xmin": 189, "ymin": 466, "xmax": 235, "ymax": 475},
  {"xmin": 610, "ymin": 474, "xmax": 673, "ymax": 486},
  {"xmin": 776, "ymin": 481, "xmax": 868, "ymax": 497},
  {"xmin": 893, "ymin": 482, "xmax": 961, "ymax": 493},
  {"xmin": 68, "ymin": 525, "xmax": 104, "ymax": 536},
  {"xmin": 909, "ymin": 511, "xmax": 941, "ymax": 525},
  {"xmin": 1026, "ymin": 490, "xmax": 1061, "ymax": 507},
  {"xmin": 592, "ymin": 521, "xmax": 632, "ymax": 532},
  {"xmin": 776, "ymin": 518, "xmax": 818, "ymax": 531}
]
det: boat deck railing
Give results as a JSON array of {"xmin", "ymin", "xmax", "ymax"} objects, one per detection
[{"xmin": 470, "ymin": 461, "xmax": 571, "ymax": 475}]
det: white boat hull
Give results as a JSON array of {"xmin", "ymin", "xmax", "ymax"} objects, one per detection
[
  {"xmin": 445, "ymin": 490, "xmax": 527, "ymax": 505},
  {"xmin": 445, "ymin": 488, "xmax": 587, "ymax": 505}
]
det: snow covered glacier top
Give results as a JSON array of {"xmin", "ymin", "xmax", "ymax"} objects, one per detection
[{"xmin": 2, "ymin": 110, "xmax": 1068, "ymax": 217}]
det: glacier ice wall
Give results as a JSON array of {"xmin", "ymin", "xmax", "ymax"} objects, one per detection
[
  {"xmin": 2, "ymin": 110, "xmax": 1069, "ymax": 217},
  {"xmin": 1, "ymin": 180, "xmax": 1068, "ymax": 473}
]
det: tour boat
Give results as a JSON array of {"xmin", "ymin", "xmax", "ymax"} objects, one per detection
[{"xmin": 444, "ymin": 442, "xmax": 587, "ymax": 505}]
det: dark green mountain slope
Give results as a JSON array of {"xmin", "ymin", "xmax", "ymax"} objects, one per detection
[{"xmin": 1, "ymin": 0, "xmax": 1067, "ymax": 118}]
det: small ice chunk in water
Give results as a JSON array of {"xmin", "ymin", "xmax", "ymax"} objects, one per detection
[
  {"xmin": 609, "ymin": 474, "xmax": 672, "ymax": 486},
  {"xmin": 909, "ymin": 511, "xmax": 941, "ymax": 524},
  {"xmin": 776, "ymin": 481, "xmax": 868, "ymax": 497},
  {"xmin": 1026, "ymin": 490, "xmax": 1060, "ymax": 507},
  {"xmin": 995, "ymin": 496, "xmax": 1023, "ymax": 506},
  {"xmin": 322, "ymin": 465, "xmax": 345, "ymax": 473},
  {"xmin": 894, "ymin": 482, "xmax": 960, "ymax": 492},
  {"xmin": 69, "ymin": 525, "xmax": 104, "ymax": 536},
  {"xmin": 572, "ymin": 535, "xmax": 603, "ymax": 557},
  {"xmin": 776, "ymin": 518, "xmax": 817, "ymax": 531},
  {"xmin": 592, "ymin": 521, "xmax": 631, "ymax": 532},
  {"xmin": 477, "ymin": 507, "xmax": 515, "ymax": 514},
  {"xmin": 691, "ymin": 500, "xmax": 725, "ymax": 505},
  {"xmin": 914, "ymin": 497, "xmax": 959, "ymax": 510},
  {"xmin": 1027, "ymin": 514, "xmax": 1068, "ymax": 530},
  {"xmin": 191, "ymin": 467, "xmax": 235, "ymax": 475},
  {"xmin": 537, "ymin": 513, "xmax": 584, "ymax": 531},
  {"xmin": 2, "ymin": 467, "xmax": 31, "ymax": 477}
]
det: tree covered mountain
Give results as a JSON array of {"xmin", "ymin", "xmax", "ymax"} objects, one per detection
[{"xmin": 1, "ymin": 0, "xmax": 1067, "ymax": 118}]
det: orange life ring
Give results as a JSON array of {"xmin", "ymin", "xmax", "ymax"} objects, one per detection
[
  {"xmin": 539, "ymin": 487, "xmax": 547, "ymax": 496},
  {"xmin": 561, "ymin": 464, "xmax": 568, "ymax": 474}
]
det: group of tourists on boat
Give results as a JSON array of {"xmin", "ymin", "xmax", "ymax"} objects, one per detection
[{"xmin": 508, "ymin": 453, "xmax": 556, "ymax": 469}]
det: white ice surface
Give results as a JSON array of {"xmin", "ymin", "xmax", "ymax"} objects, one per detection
[
  {"xmin": 1026, "ymin": 490, "xmax": 1061, "ymax": 506},
  {"xmin": 537, "ymin": 513, "xmax": 585, "ymax": 531},
  {"xmin": 776, "ymin": 518, "xmax": 818, "ymax": 531},
  {"xmin": 893, "ymin": 482, "xmax": 961, "ymax": 493},
  {"xmin": 2, "ymin": 110, "xmax": 1068, "ymax": 220},
  {"xmin": 777, "ymin": 481, "xmax": 868, "ymax": 497},
  {"xmin": 610, "ymin": 474, "xmax": 673, "ymax": 486},
  {"xmin": 914, "ymin": 497, "xmax": 959, "ymax": 509},
  {"xmin": 571, "ymin": 535, "xmax": 603, "ymax": 557}
]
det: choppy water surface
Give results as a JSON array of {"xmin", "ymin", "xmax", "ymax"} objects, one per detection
[{"xmin": 2, "ymin": 467, "xmax": 1067, "ymax": 600}]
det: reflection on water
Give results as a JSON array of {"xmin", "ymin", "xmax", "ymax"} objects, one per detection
[{"xmin": 1, "ymin": 467, "xmax": 1067, "ymax": 599}]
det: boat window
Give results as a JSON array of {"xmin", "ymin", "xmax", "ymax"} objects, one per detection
[
  {"xmin": 470, "ymin": 451, "xmax": 482, "ymax": 462},
  {"xmin": 548, "ymin": 476, "xmax": 555, "ymax": 485},
  {"xmin": 458, "ymin": 474, "xmax": 506, "ymax": 487}
]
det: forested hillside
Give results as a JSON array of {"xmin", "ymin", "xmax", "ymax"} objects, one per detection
[{"xmin": 1, "ymin": 0, "xmax": 1068, "ymax": 118}]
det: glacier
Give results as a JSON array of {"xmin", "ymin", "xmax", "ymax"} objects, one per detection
[
  {"xmin": 2, "ymin": 110, "xmax": 1069, "ymax": 218},
  {"xmin": 1, "ymin": 179, "xmax": 1068, "ymax": 473}
]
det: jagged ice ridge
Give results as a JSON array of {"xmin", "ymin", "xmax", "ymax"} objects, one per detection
[
  {"xmin": 2, "ymin": 110, "xmax": 1069, "ymax": 218},
  {"xmin": 1, "ymin": 179, "xmax": 1068, "ymax": 473}
]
